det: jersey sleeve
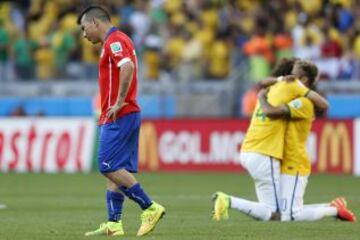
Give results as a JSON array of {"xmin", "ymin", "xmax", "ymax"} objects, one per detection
[
  {"xmin": 107, "ymin": 37, "xmax": 133, "ymax": 68},
  {"xmin": 287, "ymin": 97, "xmax": 314, "ymax": 120}
]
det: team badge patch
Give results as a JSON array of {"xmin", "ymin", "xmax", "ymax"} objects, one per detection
[
  {"xmin": 289, "ymin": 99, "xmax": 302, "ymax": 109},
  {"xmin": 110, "ymin": 42, "xmax": 122, "ymax": 53}
]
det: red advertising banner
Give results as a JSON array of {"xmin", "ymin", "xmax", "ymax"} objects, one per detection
[
  {"xmin": 0, "ymin": 118, "xmax": 96, "ymax": 173},
  {"xmin": 0, "ymin": 118, "xmax": 355, "ymax": 174},
  {"xmin": 139, "ymin": 119, "xmax": 355, "ymax": 174},
  {"xmin": 310, "ymin": 120, "xmax": 354, "ymax": 174},
  {"xmin": 139, "ymin": 119, "xmax": 249, "ymax": 172}
]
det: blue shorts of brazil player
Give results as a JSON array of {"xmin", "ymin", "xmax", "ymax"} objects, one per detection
[{"xmin": 98, "ymin": 112, "xmax": 140, "ymax": 173}]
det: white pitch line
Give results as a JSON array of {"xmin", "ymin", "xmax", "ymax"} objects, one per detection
[{"xmin": 0, "ymin": 204, "xmax": 7, "ymax": 209}]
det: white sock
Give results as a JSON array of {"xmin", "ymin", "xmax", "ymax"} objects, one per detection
[
  {"xmin": 293, "ymin": 206, "xmax": 337, "ymax": 221},
  {"xmin": 304, "ymin": 203, "xmax": 330, "ymax": 208},
  {"xmin": 230, "ymin": 196, "xmax": 272, "ymax": 221}
]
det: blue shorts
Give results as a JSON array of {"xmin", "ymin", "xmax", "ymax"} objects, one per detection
[{"xmin": 98, "ymin": 112, "xmax": 140, "ymax": 173}]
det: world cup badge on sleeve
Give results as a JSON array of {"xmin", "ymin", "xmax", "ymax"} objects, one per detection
[{"xmin": 110, "ymin": 42, "xmax": 122, "ymax": 53}]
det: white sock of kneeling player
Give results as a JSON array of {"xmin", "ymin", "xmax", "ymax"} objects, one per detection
[
  {"xmin": 303, "ymin": 203, "xmax": 330, "ymax": 208},
  {"xmin": 230, "ymin": 196, "xmax": 272, "ymax": 221},
  {"xmin": 292, "ymin": 206, "xmax": 337, "ymax": 221}
]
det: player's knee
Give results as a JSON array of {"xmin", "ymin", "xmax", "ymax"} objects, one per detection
[
  {"xmin": 106, "ymin": 179, "xmax": 119, "ymax": 191},
  {"xmin": 257, "ymin": 204, "xmax": 275, "ymax": 221},
  {"xmin": 280, "ymin": 214, "xmax": 292, "ymax": 222}
]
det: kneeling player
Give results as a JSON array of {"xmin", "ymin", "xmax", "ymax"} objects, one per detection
[
  {"xmin": 212, "ymin": 58, "xmax": 329, "ymax": 221},
  {"xmin": 257, "ymin": 60, "xmax": 356, "ymax": 222}
]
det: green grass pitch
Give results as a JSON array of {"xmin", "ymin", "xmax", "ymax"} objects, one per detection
[{"xmin": 0, "ymin": 172, "xmax": 359, "ymax": 239}]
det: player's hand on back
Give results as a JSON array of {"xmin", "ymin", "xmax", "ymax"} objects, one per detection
[
  {"xmin": 257, "ymin": 88, "xmax": 269, "ymax": 98},
  {"xmin": 257, "ymin": 77, "xmax": 277, "ymax": 89},
  {"xmin": 283, "ymin": 75, "xmax": 297, "ymax": 82}
]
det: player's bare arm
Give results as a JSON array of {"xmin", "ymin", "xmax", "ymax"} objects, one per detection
[
  {"xmin": 305, "ymin": 90, "xmax": 329, "ymax": 111},
  {"xmin": 257, "ymin": 77, "xmax": 278, "ymax": 89},
  {"xmin": 258, "ymin": 78, "xmax": 328, "ymax": 113},
  {"xmin": 257, "ymin": 88, "xmax": 289, "ymax": 118},
  {"xmin": 117, "ymin": 61, "xmax": 134, "ymax": 103},
  {"xmin": 106, "ymin": 61, "xmax": 134, "ymax": 121}
]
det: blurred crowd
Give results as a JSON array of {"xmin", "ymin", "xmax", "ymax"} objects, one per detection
[{"xmin": 1, "ymin": 0, "xmax": 360, "ymax": 82}]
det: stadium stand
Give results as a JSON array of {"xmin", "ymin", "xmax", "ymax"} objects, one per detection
[{"xmin": 1, "ymin": 0, "xmax": 360, "ymax": 118}]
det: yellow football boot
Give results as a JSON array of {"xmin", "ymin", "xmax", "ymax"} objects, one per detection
[
  {"xmin": 85, "ymin": 221, "xmax": 124, "ymax": 236},
  {"xmin": 212, "ymin": 192, "xmax": 230, "ymax": 221},
  {"xmin": 137, "ymin": 202, "xmax": 165, "ymax": 236}
]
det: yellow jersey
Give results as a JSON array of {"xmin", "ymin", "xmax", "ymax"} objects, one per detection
[
  {"xmin": 281, "ymin": 97, "xmax": 314, "ymax": 176},
  {"xmin": 241, "ymin": 80, "xmax": 309, "ymax": 159}
]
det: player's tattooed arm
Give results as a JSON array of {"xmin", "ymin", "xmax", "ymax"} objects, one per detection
[
  {"xmin": 306, "ymin": 90, "xmax": 328, "ymax": 111},
  {"xmin": 257, "ymin": 88, "xmax": 290, "ymax": 119},
  {"xmin": 117, "ymin": 61, "xmax": 134, "ymax": 105},
  {"xmin": 106, "ymin": 61, "xmax": 134, "ymax": 120},
  {"xmin": 257, "ymin": 77, "xmax": 278, "ymax": 89}
]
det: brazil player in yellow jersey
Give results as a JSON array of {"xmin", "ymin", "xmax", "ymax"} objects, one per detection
[
  {"xmin": 213, "ymin": 59, "xmax": 356, "ymax": 223},
  {"xmin": 257, "ymin": 60, "xmax": 356, "ymax": 222},
  {"xmin": 213, "ymin": 58, "xmax": 329, "ymax": 221}
]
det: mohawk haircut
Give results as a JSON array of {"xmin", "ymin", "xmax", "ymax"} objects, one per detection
[
  {"xmin": 293, "ymin": 60, "xmax": 319, "ymax": 87},
  {"xmin": 272, "ymin": 57, "xmax": 299, "ymax": 77},
  {"xmin": 77, "ymin": 6, "xmax": 111, "ymax": 25}
]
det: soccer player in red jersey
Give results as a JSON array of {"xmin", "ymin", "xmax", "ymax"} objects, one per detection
[{"xmin": 78, "ymin": 6, "xmax": 165, "ymax": 237}]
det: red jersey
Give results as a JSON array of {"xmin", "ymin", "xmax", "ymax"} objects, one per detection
[{"xmin": 98, "ymin": 27, "xmax": 140, "ymax": 125}]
